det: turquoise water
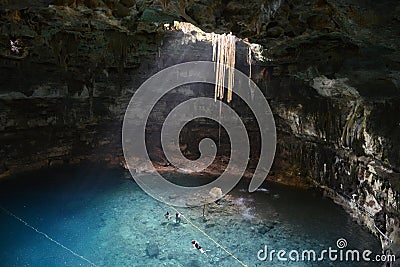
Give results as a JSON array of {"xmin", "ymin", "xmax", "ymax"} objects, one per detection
[{"xmin": 0, "ymin": 165, "xmax": 381, "ymax": 267}]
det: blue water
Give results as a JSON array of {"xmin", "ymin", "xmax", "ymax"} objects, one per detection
[{"xmin": 0, "ymin": 165, "xmax": 381, "ymax": 267}]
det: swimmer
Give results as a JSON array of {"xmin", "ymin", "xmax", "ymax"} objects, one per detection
[
  {"xmin": 191, "ymin": 240, "xmax": 210, "ymax": 256},
  {"xmin": 175, "ymin": 212, "xmax": 183, "ymax": 223},
  {"xmin": 164, "ymin": 211, "xmax": 171, "ymax": 220}
]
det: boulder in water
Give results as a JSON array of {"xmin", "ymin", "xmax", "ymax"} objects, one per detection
[
  {"xmin": 209, "ymin": 187, "xmax": 223, "ymax": 200},
  {"xmin": 146, "ymin": 242, "xmax": 160, "ymax": 258}
]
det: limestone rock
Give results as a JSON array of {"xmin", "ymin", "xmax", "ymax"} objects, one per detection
[
  {"xmin": 112, "ymin": 3, "xmax": 131, "ymax": 18},
  {"xmin": 120, "ymin": 0, "xmax": 136, "ymax": 8}
]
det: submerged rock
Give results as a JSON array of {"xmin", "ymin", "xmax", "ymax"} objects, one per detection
[
  {"xmin": 184, "ymin": 260, "xmax": 201, "ymax": 267},
  {"xmin": 205, "ymin": 222, "xmax": 215, "ymax": 228},
  {"xmin": 145, "ymin": 242, "xmax": 160, "ymax": 258},
  {"xmin": 257, "ymin": 223, "xmax": 274, "ymax": 235}
]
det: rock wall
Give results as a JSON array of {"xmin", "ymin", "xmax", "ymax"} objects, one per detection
[{"xmin": 0, "ymin": 0, "xmax": 399, "ymax": 264}]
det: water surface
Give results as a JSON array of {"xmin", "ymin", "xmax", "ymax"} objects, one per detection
[{"xmin": 0, "ymin": 165, "xmax": 381, "ymax": 266}]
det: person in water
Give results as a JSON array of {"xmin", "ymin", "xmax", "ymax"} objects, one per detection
[
  {"xmin": 191, "ymin": 240, "xmax": 209, "ymax": 256},
  {"xmin": 164, "ymin": 211, "xmax": 171, "ymax": 220},
  {"xmin": 175, "ymin": 212, "xmax": 183, "ymax": 223}
]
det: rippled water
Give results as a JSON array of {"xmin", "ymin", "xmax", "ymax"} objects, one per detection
[{"xmin": 0, "ymin": 165, "xmax": 381, "ymax": 266}]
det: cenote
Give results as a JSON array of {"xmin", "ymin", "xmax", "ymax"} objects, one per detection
[
  {"xmin": 1, "ymin": 0, "xmax": 400, "ymax": 266},
  {"xmin": 0, "ymin": 165, "xmax": 382, "ymax": 266}
]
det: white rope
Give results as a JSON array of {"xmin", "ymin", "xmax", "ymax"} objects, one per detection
[
  {"xmin": 0, "ymin": 206, "xmax": 99, "ymax": 267},
  {"xmin": 135, "ymin": 179, "xmax": 249, "ymax": 267}
]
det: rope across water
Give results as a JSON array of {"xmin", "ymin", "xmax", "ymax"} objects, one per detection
[
  {"xmin": 0, "ymin": 206, "xmax": 99, "ymax": 267},
  {"xmin": 138, "ymin": 176, "xmax": 249, "ymax": 267},
  {"xmin": 0, "ymin": 176, "xmax": 250, "ymax": 267},
  {"xmin": 164, "ymin": 199, "xmax": 249, "ymax": 267}
]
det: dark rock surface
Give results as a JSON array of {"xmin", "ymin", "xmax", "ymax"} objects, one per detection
[
  {"xmin": 0, "ymin": 0, "xmax": 399, "ymax": 264},
  {"xmin": 146, "ymin": 241, "xmax": 160, "ymax": 258}
]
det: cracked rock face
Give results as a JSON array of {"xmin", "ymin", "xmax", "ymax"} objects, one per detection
[{"xmin": 0, "ymin": 0, "xmax": 400, "ymax": 263}]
